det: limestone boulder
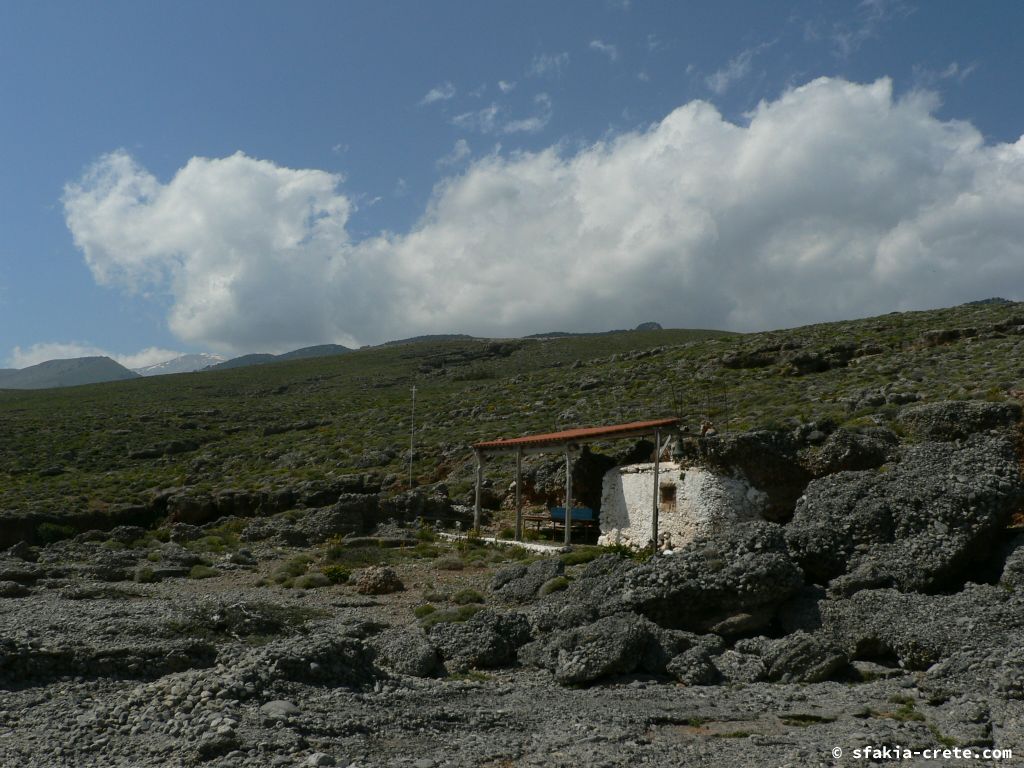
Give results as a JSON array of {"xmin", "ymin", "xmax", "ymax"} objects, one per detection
[
  {"xmin": 786, "ymin": 433, "xmax": 1022, "ymax": 593},
  {"xmin": 896, "ymin": 400, "xmax": 1021, "ymax": 442}
]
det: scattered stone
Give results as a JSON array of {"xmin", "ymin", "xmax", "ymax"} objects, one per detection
[
  {"xmin": 0, "ymin": 580, "xmax": 29, "ymax": 597},
  {"xmin": 368, "ymin": 627, "xmax": 443, "ymax": 678},
  {"xmin": 305, "ymin": 752, "xmax": 336, "ymax": 767},
  {"xmin": 353, "ymin": 566, "xmax": 404, "ymax": 595},
  {"xmin": 260, "ymin": 700, "xmax": 300, "ymax": 724}
]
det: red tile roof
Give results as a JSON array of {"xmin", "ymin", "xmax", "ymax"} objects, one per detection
[{"xmin": 473, "ymin": 417, "xmax": 679, "ymax": 452}]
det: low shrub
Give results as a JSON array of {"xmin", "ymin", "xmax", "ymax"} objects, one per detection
[
  {"xmin": 293, "ymin": 572, "xmax": 331, "ymax": 590},
  {"xmin": 561, "ymin": 547, "xmax": 603, "ymax": 566},
  {"xmin": 188, "ymin": 564, "xmax": 219, "ymax": 580},
  {"xmin": 321, "ymin": 565, "xmax": 350, "ymax": 584},
  {"xmin": 539, "ymin": 576, "xmax": 570, "ymax": 595},
  {"xmin": 435, "ymin": 556, "xmax": 465, "ymax": 571},
  {"xmin": 419, "ymin": 604, "xmax": 482, "ymax": 629},
  {"xmin": 451, "ymin": 589, "xmax": 485, "ymax": 605}
]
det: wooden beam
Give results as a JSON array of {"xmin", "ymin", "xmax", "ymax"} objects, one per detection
[{"xmin": 475, "ymin": 425, "xmax": 678, "ymax": 457}]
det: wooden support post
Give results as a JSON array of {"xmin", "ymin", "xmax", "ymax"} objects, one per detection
[
  {"xmin": 473, "ymin": 450, "xmax": 483, "ymax": 533},
  {"xmin": 514, "ymin": 447, "xmax": 523, "ymax": 542},
  {"xmin": 651, "ymin": 429, "xmax": 661, "ymax": 552},
  {"xmin": 564, "ymin": 446, "xmax": 574, "ymax": 547}
]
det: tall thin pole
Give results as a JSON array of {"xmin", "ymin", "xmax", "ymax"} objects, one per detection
[
  {"xmin": 651, "ymin": 429, "xmax": 661, "ymax": 552},
  {"xmin": 514, "ymin": 447, "xmax": 523, "ymax": 542},
  {"xmin": 473, "ymin": 450, "xmax": 483, "ymax": 533},
  {"xmin": 409, "ymin": 385, "xmax": 416, "ymax": 489},
  {"xmin": 564, "ymin": 447, "xmax": 574, "ymax": 547}
]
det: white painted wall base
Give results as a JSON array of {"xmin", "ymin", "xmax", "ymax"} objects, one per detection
[{"xmin": 598, "ymin": 462, "xmax": 766, "ymax": 550}]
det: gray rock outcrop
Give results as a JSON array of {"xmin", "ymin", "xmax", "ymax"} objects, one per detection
[
  {"xmin": 896, "ymin": 400, "xmax": 1021, "ymax": 441},
  {"xmin": 787, "ymin": 432, "xmax": 1022, "ymax": 593},
  {"xmin": 427, "ymin": 610, "xmax": 531, "ymax": 672}
]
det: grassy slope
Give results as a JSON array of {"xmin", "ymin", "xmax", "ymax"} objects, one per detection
[{"xmin": 1, "ymin": 301, "xmax": 1022, "ymax": 521}]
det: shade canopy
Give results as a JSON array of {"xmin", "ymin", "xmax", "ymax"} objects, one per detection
[{"xmin": 472, "ymin": 417, "xmax": 679, "ymax": 456}]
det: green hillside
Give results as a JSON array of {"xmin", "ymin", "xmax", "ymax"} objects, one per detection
[{"xmin": 1, "ymin": 302, "xmax": 1022, "ymax": 526}]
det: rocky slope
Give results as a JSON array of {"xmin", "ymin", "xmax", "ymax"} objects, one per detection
[{"xmin": 2, "ymin": 398, "xmax": 1023, "ymax": 766}]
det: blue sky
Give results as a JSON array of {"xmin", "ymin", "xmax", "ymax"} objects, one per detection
[{"xmin": 3, "ymin": 0, "xmax": 1024, "ymax": 367}]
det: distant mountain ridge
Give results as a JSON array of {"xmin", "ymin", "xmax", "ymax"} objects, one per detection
[
  {"xmin": 379, "ymin": 334, "xmax": 475, "ymax": 347},
  {"xmin": 527, "ymin": 321, "xmax": 665, "ymax": 339},
  {"xmin": 0, "ymin": 357, "xmax": 139, "ymax": 390},
  {"xmin": 134, "ymin": 353, "xmax": 226, "ymax": 376},
  {"xmin": 205, "ymin": 344, "xmax": 352, "ymax": 371}
]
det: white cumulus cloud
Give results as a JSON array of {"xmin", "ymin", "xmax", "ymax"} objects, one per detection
[
  {"xmin": 64, "ymin": 78, "xmax": 1024, "ymax": 350},
  {"xmin": 64, "ymin": 151, "xmax": 365, "ymax": 354}
]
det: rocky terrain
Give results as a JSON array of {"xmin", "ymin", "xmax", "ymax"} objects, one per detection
[
  {"xmin": 5, "ymin": 302, "xmax": 1024, "ymax": 766},
  {"xmin": 2, "ymin": 395, "xmax": 1024, "ymax": 767}
]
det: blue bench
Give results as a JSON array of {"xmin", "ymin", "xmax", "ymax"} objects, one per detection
[
  {"xmin": 523, "ymin": 506, "xmax": 598, "ymax": 537},
  {"xmin": 549, "ymin": 506, "xmax": 595, "ymax": 523}
]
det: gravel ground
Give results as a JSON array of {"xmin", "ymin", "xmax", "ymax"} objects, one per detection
[{"xmin": 3, "ymin": 539, "xmax": 1023, "ymax": 768}]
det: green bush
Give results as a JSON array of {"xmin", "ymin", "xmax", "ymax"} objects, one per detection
[
  {"xmin": 188, "ymin": 564, "xmax": 219, "ymax": 580},
  {"xmin": 407, "ymin": 542, "xmax": 441, "ymax": 559},
  {"xmin": 323, "ymin": 541, "xmax": 390, "ymax": 567},
  {"xmin": 321, "ymin": 565, "xmax": 350, "ymax": 584},
  {"xmin": 414, "ymin": 603, "xmax": 437, "ymax": 618},
  {"xmin": 561, "ymin": 547, "xmax": 603, "ymax": 566},
  {"xmin": 419, "ymin": 604, "xmax": 482, "ymax": 629},
  {"xmin": 435, "ymin": 556, "xmax": 465, "ymax": 571},
  {"xmin": 275, "ymin": 554, "xmax": 312, "ymax": 579},
  {"xmin": 190, "ymin": 535, "xmax": 228, "ymax": 553},
  {"xmin": 451, "ymin": 589, "xmax": 485, "ymax": 605},
  {"xmin": 293, "ymin": 572, "xmax": 331, "ymax": 590},
  {"xmin": 539, "ymin": 576, "xmax": 570, "ymax": 595},
  {"xmin": 134, "ymin": 566, "xmax": 159, "ymax": 583},
  {"xmin": 503, "ymin": 546, "xmax": 534, "ymax": 561}
]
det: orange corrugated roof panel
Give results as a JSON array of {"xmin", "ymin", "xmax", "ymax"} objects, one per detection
[{"xmin": 473, "ymin": 417, "xmax": 679, "ymax": 451}]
